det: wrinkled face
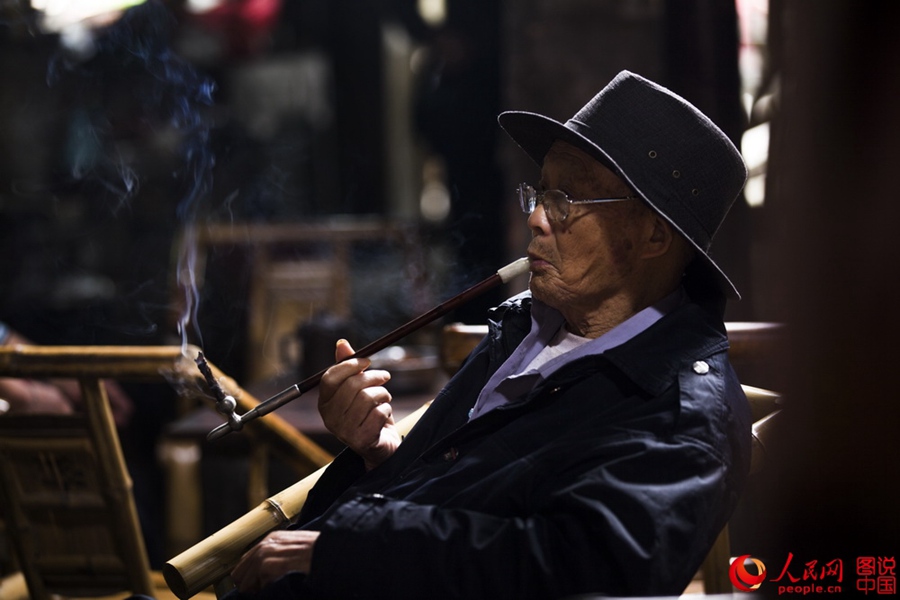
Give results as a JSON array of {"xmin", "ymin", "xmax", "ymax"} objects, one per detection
[{"xmin": 526, "ymin": 141, "xmax": 653, "ymax": 322}]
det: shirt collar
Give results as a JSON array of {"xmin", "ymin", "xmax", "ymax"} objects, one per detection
[{"xmin": 530, "ymin": 286, "xmax": 686, "ymax": 355}]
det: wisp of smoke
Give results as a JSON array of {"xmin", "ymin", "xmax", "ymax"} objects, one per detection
[{"xmin": 44, "ymin": 0, "xmax": 216, "ymax": 352}]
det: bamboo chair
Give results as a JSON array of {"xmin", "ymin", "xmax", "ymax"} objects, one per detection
[{"xmin": 0, "ymin": 345, "xmax": 332, "ymax": 600}]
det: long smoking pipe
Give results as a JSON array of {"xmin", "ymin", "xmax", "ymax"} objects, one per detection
[{"xmin": 206, "ymin": 257, "xmax": 530, "ymax": 442}]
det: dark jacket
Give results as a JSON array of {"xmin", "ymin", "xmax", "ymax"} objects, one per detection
[{"xmin": 291, "ymin": 292, "xmax": 751, "ymax": 599}]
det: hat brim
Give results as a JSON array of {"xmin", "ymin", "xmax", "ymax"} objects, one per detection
[{"xmin": 498, "ymin": 110, "xmax": 741, "ymax": 300}]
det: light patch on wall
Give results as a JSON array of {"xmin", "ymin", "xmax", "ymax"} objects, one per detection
[
  {"xmin": 31, "ymin": 0, "xmax": 147, "ymax": 32},
  {"xmin": 417, "ymin": 0, "xmax": 446, "ymax": 27},
  {"xmin": 184, "ymin": 0, "xmax": 225, "ymax": 13},
  {"xmin": 741, "ymin": 122, "xmax": 769, "ymax": 207}
]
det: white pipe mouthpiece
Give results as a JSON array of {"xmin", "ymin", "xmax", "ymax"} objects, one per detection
[{"xmin": 498, "ymin": 257, "xmax": 530, "ymax": 283}]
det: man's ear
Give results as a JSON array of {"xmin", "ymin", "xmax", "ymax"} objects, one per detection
[{"xmin": 642, "ymin": 214, "xmax": 674, "ymax": 259}]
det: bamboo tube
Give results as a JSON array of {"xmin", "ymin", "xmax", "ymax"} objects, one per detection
[{"xmin": 163, "ymin": 400, "xmax": 433, "ymax": 600}]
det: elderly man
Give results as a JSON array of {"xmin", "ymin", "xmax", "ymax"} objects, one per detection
[{"xmin": 230, "ymin": 70, "xmax": 751, "ymax": 599}]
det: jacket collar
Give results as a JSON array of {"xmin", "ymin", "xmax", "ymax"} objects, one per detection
[
  {"xmin": 487, "ymin": 291, "xmax": 729, "ymax": 397},
  {"xmin": 603, "ymin": 301, "xmax": 729, "ymax": 396}
]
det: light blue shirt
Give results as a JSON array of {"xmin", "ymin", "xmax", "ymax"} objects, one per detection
[{"xmin": 467, "ymin": 288, "xmax": 685, "ymax": 420}]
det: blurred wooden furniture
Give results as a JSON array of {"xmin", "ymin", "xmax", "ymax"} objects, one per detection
[
  {"xmin": 440, "ymin": 321, "xmax": 784, "ymax": 382},
  {"xmin": 0, "ymin": 405, "xmax": 156, "ymax": 599},
  {"xmin": 0, "ymin": 345, "xmax": 332, "ymax": 600},
  {"xmin": 176, "ymin": 219, "xmax": 424, "ymax": 383}
]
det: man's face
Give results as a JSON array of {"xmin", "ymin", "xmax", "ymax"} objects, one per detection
[{"xmin": 527, "ymin": 141, "xmax": 652, "ymax": 325}]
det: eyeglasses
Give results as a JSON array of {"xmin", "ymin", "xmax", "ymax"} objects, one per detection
[{"xmin": 517, "ymin": 183, "xmax": 637, "ymax": 223}]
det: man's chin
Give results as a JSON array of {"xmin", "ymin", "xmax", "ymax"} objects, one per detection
[{"xmin": 529, "ymin": 279, "xmax": 556, "ymax": 309}]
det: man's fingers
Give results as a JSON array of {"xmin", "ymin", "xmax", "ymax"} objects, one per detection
[
  {"xmin": 321, "ymin": 366, "xmax": 389, "ymax": 412},
  {"xmin": 231, "ymin": 531, "xmax": 319, "ymax": 592},
  {"xmin": 320, "ymin": 339, "xmax": 364, "ymax": 398},
  {"xmin": 319, "ymin": 357, "xmax": 372, "ymax": 399},
  {"xmin": 347, "ymin": 385, "xmax": 392, "ymax": 425},
  {"xmin": 232, "ymin": 543, "xmax": 262, "ymax": 591},
  {"xmin": 357, "ymin": 401, "xmax": 393, "ymax": 437},
  {"xmin": 316, "ymin": 338, "xmax": 399, "ymax": 468},
  {"xmin": 326, "ymin": 374, "xmax": 391, "ymax": 435},
  {"xmin": 334, "ymin": 338, "xmax": 355, "ymax": 362},
  {"xmin": 340, "ymin": 400, "xmax": 394, "ymax": 454}
]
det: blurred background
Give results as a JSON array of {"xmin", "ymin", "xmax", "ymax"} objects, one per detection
[
  {"xmin": 0, "ymin": 0, "xmax": 768, "ymax": 372},
  {"xmin": 0, "ymin": 0, "xmax": 897, "ymax": 590}
]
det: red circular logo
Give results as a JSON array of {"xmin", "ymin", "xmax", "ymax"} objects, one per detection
[{"xmin": 729, "ymin": 555, "xmax": 767, "ymax": 592}]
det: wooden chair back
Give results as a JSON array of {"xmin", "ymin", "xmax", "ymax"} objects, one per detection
[
  {"xmin": 0, "ymin": 345, "xmax": 332, "ymax": 600},
  {"xmin": 0, "ymin": 381, "xmax": 152, "ymax": 599}
]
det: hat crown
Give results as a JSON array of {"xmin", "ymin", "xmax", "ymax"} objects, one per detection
[{"xmin": 567, "ymin": 71, "xmax": 747, "ymax": 252}]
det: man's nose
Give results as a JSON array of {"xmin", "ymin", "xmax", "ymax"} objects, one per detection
[{"xmin": 527, "ymin": 203, "xmax": 552, "ymax": 235}]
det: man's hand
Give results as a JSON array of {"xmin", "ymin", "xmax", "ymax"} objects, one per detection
[
  {"xmin": 318, "ymin": 339, "xmax": 401, "ymax": 469},
  {"xmin": 231, "ymin": 530, "xmax": 320, "ymax": 593}
]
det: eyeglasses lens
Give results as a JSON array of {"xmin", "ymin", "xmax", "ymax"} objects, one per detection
[
  {"xmin": 519, "ymin": 185, "xmax": 571, "ymax": 223},
  {"xmin": 543, "ymin": 190, "xmax": 568, "ymax": 222}
]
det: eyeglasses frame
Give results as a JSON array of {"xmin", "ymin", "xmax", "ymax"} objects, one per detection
[{"xmin": 518, "ymin": 183, "xmax": 637, "ymax": 223}]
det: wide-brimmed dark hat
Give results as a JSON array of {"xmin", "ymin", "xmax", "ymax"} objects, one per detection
[{"xmin": 498, "ymin": 70, "xmax": 747, "ymax": 299}]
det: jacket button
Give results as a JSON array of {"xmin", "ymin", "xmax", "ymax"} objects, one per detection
[
  {"xmin": 442, "ymin": 447, "xmax": 458, "ymax": 462},
  {"xmin": 692, "ymin": 360, "xmax": 710, "ymax": 375}
]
